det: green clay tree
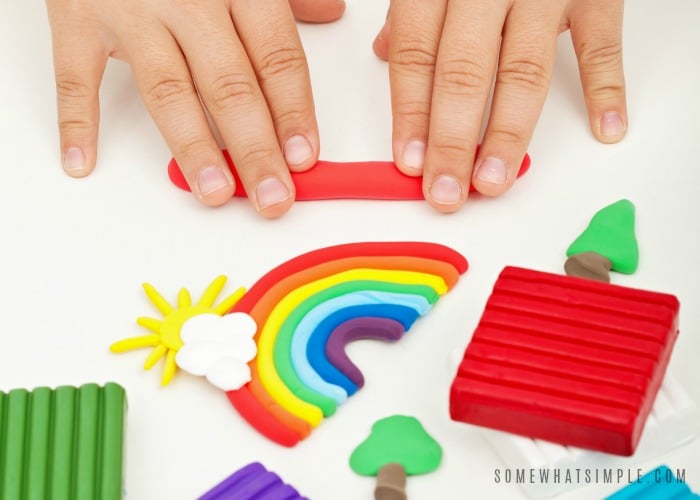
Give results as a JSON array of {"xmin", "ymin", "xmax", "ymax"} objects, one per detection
[
  {"xmin": 349, "ymin": 415, "xmax": 442, "ymax": 500},
  {"xmin": 565, "ymin": 199, "xmax": 639, "ymax": 282}
]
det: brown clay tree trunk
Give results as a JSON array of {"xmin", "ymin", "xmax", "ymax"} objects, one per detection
[
  {"xmin": 375, "ymin": 463, "xmax": 407, "ymax": 500},
  {"xmin": 564, "ymin": 251, "xmax": 613, "ymax": 282}
]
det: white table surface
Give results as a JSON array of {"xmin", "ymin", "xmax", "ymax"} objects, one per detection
[{"xmin": 1, "ymin": 2, "xmax": 699, "ymax": 499}]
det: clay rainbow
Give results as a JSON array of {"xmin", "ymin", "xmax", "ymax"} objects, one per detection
[{"xmin": 226, "ymin": 242, "xmax": 468, "ymax": 446}]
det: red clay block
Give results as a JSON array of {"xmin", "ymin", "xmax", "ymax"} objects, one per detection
[{"xmin": 449, "ymin": 267, "xmax": 680, "ymax": 456}]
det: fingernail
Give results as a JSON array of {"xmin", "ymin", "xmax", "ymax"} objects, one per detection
[
  {"xmin": 600, "ymin": 111, "xmax": 624, "ymax": 137},
  {"xmin": 475, "ymin": 157, "xmax": 507, "ymax": 185},
  {"xmin": 429, "ymin": 175, "xmax": 462, "ymax": 205},
  {"xmin": 256, "ymin": 177, "xmax": 291, "ymax": 210},
  {"xmin": 63, "ymin": 147, "xmax": 85, "ymax": 172},
  {"xmin": 197, "ymin": 166, "xmax": 231, "ymax": 197},
  {"xmin": 402, "ymin": 140, "xmax": 426, "ymax": 171},
  {"xmin": 284, "ymin": 135, "xmax": 313, "ymax": 166}
]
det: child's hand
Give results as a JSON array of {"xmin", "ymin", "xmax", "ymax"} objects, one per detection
[
  {"xmin": 373, "ymin": 0, "xmax": 626, "ymax": 213},
  {"xmin": 45, "ymin": 0, "xmax": 345, "ymax": 218}
]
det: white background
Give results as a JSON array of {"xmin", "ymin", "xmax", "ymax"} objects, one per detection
[{"xmin": 1, "ymin": 1, "xmax": 699, "ymax": 499}]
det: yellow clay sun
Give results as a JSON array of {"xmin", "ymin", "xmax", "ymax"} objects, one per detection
[{"xmin": 110, "ymin": 275, "xmax": 245, "ymax": 386}]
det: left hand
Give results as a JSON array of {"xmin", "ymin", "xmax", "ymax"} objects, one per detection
[{"xmin": 373, "ymin": 0, "xmax": 627, "ymax": 212}]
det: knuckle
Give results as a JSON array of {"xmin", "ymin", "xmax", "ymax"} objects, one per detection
[
  {"xmin": 431, "ymin": 136, "xmax": 471, "ymax": 159},
  {"xmin": 273, "ymin": 106, "xmax": 308, "ymax": 128},
  {"xmin": 391, "ymin": 41, "xmax": 437, "ymax": 71},
  {"xmin": 497, "ymin": 57, "xmax": 551, "ymax": 91},
  {"xmin": 58, "ymin": 117, "xmax": 93, "ymax": 133},
  {"xmin": 394, "ymin": 99, "xmax": 430, "ymax": 127},
  {"xmin": 435, "ymin": 56, "xmax": 489, "ymax": 97},
  {"xmin": 145, "ymin": 77, "xmax": 194, "ymax": 108},
  {"xmin": 586, "ymin": 83, "xmax": 626, "ymax": 102},
  {"xmin": 578, "ymin": 41, "xmax": 623, "ymax": 71},
  {"xmin": 237, "ymin": 144, "xmax": 278, "ymax": 169},
  {"xmin": 55, "ymin": 75, "xmax": 92, "ymax": 100},
  {"xmin": 175, "ymin": 137, "xmax": 212, "ymax": 159},
  {"xmin": 256, "ymin": 45, "xmax": 307, "ymax": 80},
  {"xmin": 487, "ymin": 126, "xmax": 527, "ymax": 146},
  {"xmin": 208, "ymin": 73, "xmax": 257, "ymax": 112}
]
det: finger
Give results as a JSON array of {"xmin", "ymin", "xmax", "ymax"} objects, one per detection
[
  {"xmin": 388, "ymin": 0, "xmax": 446, "ymax": 178},
  {"xmin": 372, "ymin": 7, "xmax": 391, "ymax": 61},
  {"xmin": 120, "ymin": 24, "xmax": 234, "ymax": 206},
  {"xmin": 233, "ymin": 0, "xmax": 319, "ymax": 173},
  {"xmin": 47, "ymin": 11, "xmax": 107, "ymax": 178},
  {"xmin": 168, "ymin": 6, "xmax": 295, "ymax": 218},
  {"xmin": 570, "ymin": 0, "xmax": 627, "ymax": 143},
  {"xmin": 288, "ymin": 0, "xmax": 346, "ymax": 23},
  {"xmin": 474, "ymin": 3, "xmax": 559, "ymax": 196},
  {"xmin": 423, "ymin": 0, "xmax": 505, "ymax": 212}
]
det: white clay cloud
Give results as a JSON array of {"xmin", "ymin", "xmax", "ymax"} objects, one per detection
[{"xmin": 176, "ymin": 313, "xmax": 257, "ymax": 391}]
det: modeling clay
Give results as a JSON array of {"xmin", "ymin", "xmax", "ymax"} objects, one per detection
[
  {"xmin": 482, "ymin": 373, "xmax": 698, "ymax": 499},
  {"xmin": 350, "ymin": 415, "xmax": 442, "ymax": 500},
  {"xmin": 111, "ymin": 242, "xmax": 467, "ymax": 447},
  {"xmin": 285, "ymin": 303, "xmax": 421, "ymax": 413},
  {"xmin": 450, "ymin": 266, "xmax": 680, "ymax": 456},
  {"xmin": 168, "ymin": 149, "xmax": 531, "ymax": 200},
  {"xmin": 564, "ymin": 251, "xmax": 613, "ymax": 282},
  {"xmin": 285, "ymin": 284, "xmax": 433, "ymax": 406},
  {"xmin": 375, "ymin": 463, "xmax": 408, "ymax": 500},
  {"xmin": 605, "ymin": 465, "xmax": 697, "ymax": 499},
  {"xmin": 307, "ymin": 304, "xmax": 422, "ymax": 396},
  {"xmin": 199, "ymin": 462, "xmax": 308, "ymax": 500},
  {"xmin": 566, "ymin": 199, "xmax": 639, "ymax": 279},
  {"xmin": 0, "ymin": 383, "xmax": 126, "ymax": 500},
  {"xmin": 110, "ymin": 276, "xmax": 246, "ymax": 386},
  {"xmin": 177, "ymin": 313, "xmax": 258, "ymax": 391},
  {"xmin": 227, "ymin": 243, "xmax": 467, "ymax": 446},
  {"xmin": 325, "ymin": 317, "xmax": 405, "ymax": 388}
]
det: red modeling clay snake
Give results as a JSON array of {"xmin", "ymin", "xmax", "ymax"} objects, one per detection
[{"xmin": 168, "ymin": 149, "xmax": 531, "ymax": 200}]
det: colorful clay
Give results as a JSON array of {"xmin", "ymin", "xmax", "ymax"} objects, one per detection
[
  {"xmin": 350, "ymin": 415, "xmax": 442, "ymax": 500},
  {"xmin": 450, "ymin": 266, "xmax": 680, "ymax": 456},
  {"xmin": 110, "ymin": 276, "xmax": 246, "ymax": 386},
  {"xmin": 0, "ymin": 383, "xmax": 126, "ymax": 500},
  {"xmin": 177, "ymin": 313, "xmax": 258, "ymax": 391},
  {"xmin": 307, "ymin": 306, "xmax": 418, "ymax": 396},
  {"xmin": 112, "ymin": 243, "xmax": 467, "ymax": 447},
  {"xmin": 325, "ymin": 317, "xmax": 405, "ymax": 388},
  {"xmin": 566, "ymin": 199, "xmax": 639, "ymax": 276},
  {"xmin": 375, "ymin": 463, "xmax": 408, "ymax": 500},
  {"xmin": 225, "ymin": 242, "xmax": 467, "ymax": 447},
  {"xmin": 199, "ymin": 462, "xmax": 308, "ymax": 500},
  {"xmin": 168, "ymin": 149, "xmax": 531, "ymax": 200},
  {"xmin": 564, "ymin": 251, "xmax": 613, "ymax": 282},
  {"xmin": 287, "ymin": 284, "xmax": 433, "ymax": 400}
]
